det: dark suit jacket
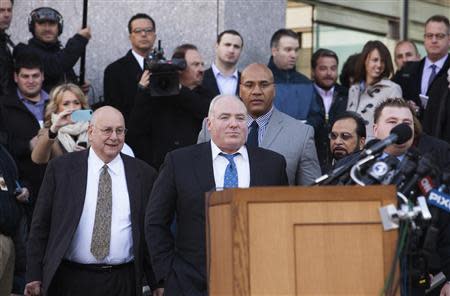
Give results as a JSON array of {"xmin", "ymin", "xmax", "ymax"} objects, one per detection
[
  {"xmin": 201, "ymin": 67, "xmax": 240, "ymax": 97},
  {"xmin": 26, "ymin": 150, "xmax": 158, "ymax": 295},
  {"xmin": 393, "ymin": 55, "xmax": 450, "ymax": 110},
  {"xmin": 0, "ymin": 91, "xmax": 47, "ymax": 199},
  {"xmin": 104, "ymin": 50, "xmax": 143, "ymax": 125},
  {"xmin": 145, "ymin": 142, "xmax": 288, "ymax": 296},
  {"xmin": 127, "ymin": 86, "xmax": 213, "ymax": 169}
]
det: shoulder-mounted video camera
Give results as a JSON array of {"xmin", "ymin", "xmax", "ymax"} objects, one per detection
[{"xmin": 144, "ymin": 40, "xmax": 186, "ymax": 96}]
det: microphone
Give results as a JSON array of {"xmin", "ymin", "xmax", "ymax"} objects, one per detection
[
  {"xmin": 314, "ymin": 139, "xmax": 382, "ymax": 185},
  {"xmin": 364, "ymin": 123, "xmax": 413, "ymax": 156},
  {"xmin": 359, "ymin": 155, "xmax": 400, "ymax": 185}
]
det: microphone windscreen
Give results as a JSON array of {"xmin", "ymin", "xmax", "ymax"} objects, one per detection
[
  {"xmin": 364, "ymin": 139, "xmax": 380, "ymax": 149},
  {"xmin": 390, "ymin": 123, "xmax": 413, "ymax": 144}
]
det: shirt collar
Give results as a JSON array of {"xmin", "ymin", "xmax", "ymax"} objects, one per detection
[
  {"xmin": 425, "ymin": 54, "xmax": 448, "ymax": 71},
  {"xmin": 314, "ymin": 83, "xmax": 335, "ymax": 97},
  {"xmin": 211, "ymin": 63, "xmax": 238, "ymax": 79},
  {"xmin": 131, "ymin": 50, "xmax": 147, "ymax": 69},
  {"xmin": 17, "ymin": 89, "xmax": 49, "ymax": 105},
  {"xmin": 210, "ymin": 140, "xmax": 248, "ymax": 161},
  {"xmin": 248, "ymin": 106, "xmax": 274, "ymax": 128},
  {"xmin": 88, "ymin": 147, "xmax": 122, "ymax": 176}
]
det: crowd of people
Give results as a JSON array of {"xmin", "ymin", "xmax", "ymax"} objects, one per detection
[{"xmin": 0, "ymin": 0, "xmax": 450, "ymax": 295}]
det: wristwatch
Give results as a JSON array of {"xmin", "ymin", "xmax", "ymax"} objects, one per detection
[{"xmin": 48, "ymin": 128, "xmax": 57, "ymax": 139}]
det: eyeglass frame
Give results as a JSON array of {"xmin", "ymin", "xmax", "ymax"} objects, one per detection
[
  {"xmin": 328, "ymin": 131, "xmax": 355, "ymax": 141},
  {"xmin": 94, "ymin": 126, "xmax": 128, "ymax": 137},
  {"xmin": 240, "ymin": 81, "xmax": 274, "ymax": 91}
]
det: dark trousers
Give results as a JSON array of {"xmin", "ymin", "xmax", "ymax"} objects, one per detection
[{"xmin": 48, "ymin": 260, "xmax": 136, "ymax": 296}]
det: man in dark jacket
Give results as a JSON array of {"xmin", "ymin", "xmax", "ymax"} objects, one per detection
[
  {"xmin": 0, "ymin": 0, "xmax": 14, "ymax": 96},
  {"xmin": 14, "ymin": 7, "xmax": 90, "ymax": 93},
  {"xmin": 0, "ymin": 54, "xmax": 48, "ymax": 220},
  {"xmin": 103, "ymin": 13, "xmax": 156, "ymax": 126},
  {"xmin": 128, "ymin": 44, "xmax": 213, "ymax": 169},
  {"xmin": 267, "ymin": 29, "xmax": 321, "ymax": 134},
  {"xmin": 311, "ymin": 48, "xmax": 348, "ymax": 173}
]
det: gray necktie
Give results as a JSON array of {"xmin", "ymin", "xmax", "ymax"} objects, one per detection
[
  {"xmin": 427, "ymin": 64, "xmax": 437, "ymax": 89},
  {"xmin": 91, "ymin": 164, "xmax": 112, "ymax": 260}
]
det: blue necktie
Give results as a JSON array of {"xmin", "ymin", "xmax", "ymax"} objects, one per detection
[
  {"xmin": 247, "ymin": 121, "xmax": 259, "ymax": 147},
  {"xmin": 220, "ymin": 153, "xmax": 239, "ymax": 188},
  {"xmin": 427, "ymin": 64, "xmax": 437, "ymax": 89}
]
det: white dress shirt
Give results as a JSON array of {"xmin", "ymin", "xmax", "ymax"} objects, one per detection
[
  {"xmin": 421, "ymin": 54, "xmax": 448, "ymax": 95},
  {"xmin": 314, "ymin": 84, "xmax": 335, "ymax": 115},
  {"xmin": 211, "ymin": 63, "xmax": 239, "ymax": 95},
  {"xmin": 65, "ymin": 148, "xmax": 133, "ymax": 264},
  {"xmin": 132, "ymin": 50, "xmax": 146, "ymax": 70},
  {"xmin": 211, "ymin": 141, "xmax": 250, "ymax": 189}
]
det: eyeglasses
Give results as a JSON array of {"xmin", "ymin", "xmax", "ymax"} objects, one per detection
[
  {"xmin": 96, "ymin": 127, "xmax": 128, "ymax": 137},
  {"xmin": 329, "ymin": 132, "xmax": 354, "ymax": 141},
  {"xmin": 424, "ymin": 33, "xmax": 448, "ymax": 40},
  {"xmin": 132, "ymin": 27, "xmax": 155, "ymax": 34},
  {"xmin": 240, "ymin": 81, "xmax": 274, "ymax": 90}
]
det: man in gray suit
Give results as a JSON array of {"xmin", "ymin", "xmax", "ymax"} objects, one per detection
[{"xmin": 197, "ymin": 63, "xmax": 320, "ymax": 185}]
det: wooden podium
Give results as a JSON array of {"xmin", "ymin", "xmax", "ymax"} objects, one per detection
[{"xmin": 206, "ymin": 185, "xmax": 398, "ymax": 296}]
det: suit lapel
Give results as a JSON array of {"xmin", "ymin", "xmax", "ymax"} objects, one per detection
[
  {"xmin": 248, "ymin": 146, "xmax": 263, "ymax": 186},
  {"xmin": 428, "ymin": 55, "xmax": 450, "ymax": 93},
  {"xmin": 193, "ymin": 142, "xmax": 216, "ymax": 192},
  {"xmin": 125, "ymin": 50, "xmax": 144, "ymax": 83},
  {"xmin": 261, "ymin": 109, "xmax": 283, "ymax": 148},
  {"xmin": 67, "ymin": 151, "xmax": 89, "ymax": 232},
  {"xmin": 122, "ymin": 155, "xmax": 141, "ymax": 255}
]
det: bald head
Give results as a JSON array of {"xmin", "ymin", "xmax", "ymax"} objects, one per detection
[
  {"xmin": 88, "ymin": 106, "xmax": 126, "ymax": 163},
  {"xmin": 240, "ymin": 63, "xmax": 275, "ymax": 118},
  {"xmin": 207, "ymin": 95, "xmax": 248, "ymax": 154}
]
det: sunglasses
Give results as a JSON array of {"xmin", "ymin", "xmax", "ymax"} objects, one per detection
[{"xmin": 329, "ymin": 132, "xmax": 354, "ymax": 141}]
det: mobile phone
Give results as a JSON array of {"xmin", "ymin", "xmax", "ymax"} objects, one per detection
[
  {"xmin": 78, "ymin": 141, "xmax": 87, "ymax": 148},
  {"xmin": 71, "ymin": 109, "xmax": 93, "ymax": 122}
]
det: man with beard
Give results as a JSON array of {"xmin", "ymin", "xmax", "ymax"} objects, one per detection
[
  {"xmin": 328, "ymin": 111, "xmax": 366, "ymax": 169},
  {"xmin": 14, "ymin": 7, "xmax": 91, "ymax": 93},
  {"xmin": 202, "ymin": 30, "xmax": 243, "ymax": 96},
  {"xmin": 311, "ymin": 48, "xmax": 348, "ymax": 172}
]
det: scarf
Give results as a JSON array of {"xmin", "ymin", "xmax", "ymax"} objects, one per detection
[{"xmin": 51, "ymin": 113, "xmax": 89, "ymax": 152}]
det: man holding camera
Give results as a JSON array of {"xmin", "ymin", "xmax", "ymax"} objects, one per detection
[
  {"xmin": 128, "ymin": 44, "xmax": 213, "ymax": 169},
  {"xmin": 104, "ymin": 13, "xmax": 156, "ymax": 126}
]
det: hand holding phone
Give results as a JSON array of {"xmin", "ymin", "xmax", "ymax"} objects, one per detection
[{"xmin": 71, "ymin": 109, "xmax": 93, "ymax": 122}]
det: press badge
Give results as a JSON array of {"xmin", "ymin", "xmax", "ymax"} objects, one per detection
[{"xmin": 0, "ymin": 175, "xmax": 8, "ymax": 191}]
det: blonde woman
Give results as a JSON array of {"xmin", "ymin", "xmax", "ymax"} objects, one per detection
[{"xmin": 31, "ymin": 83, "xmax": 89, "ymax": 164}]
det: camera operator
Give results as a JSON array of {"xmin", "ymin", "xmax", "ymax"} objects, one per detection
[
  {"xmin": 128, "ymin": 43, "xmax": 214, "ymax": 169},
  {"xmin": 14, "ymin": 7, "xmax": 91, "ymax": 93}
]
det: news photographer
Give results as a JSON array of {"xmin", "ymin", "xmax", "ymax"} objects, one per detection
[{"xmin": 127, "ymin": 43, "xmax": 214, "ymax": 169}]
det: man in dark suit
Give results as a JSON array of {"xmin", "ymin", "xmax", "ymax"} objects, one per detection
[
  {"xmin": 202, "ymin": 30, "xmax": 242, "ymax": 96},
  {"xmin": 393, "ymin": 15, "xmax": 449, "ymax": 125},
  {"xmin": 103, "ymin": 13, "xmax": 156, "ymax": 126},
  {"xmin": 24, "ymin": 106, "xmax": 160, "ymax": 296},
  {"xmin": 146, "ymin": 95, "xmax": 288, "ymax": 296}
]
